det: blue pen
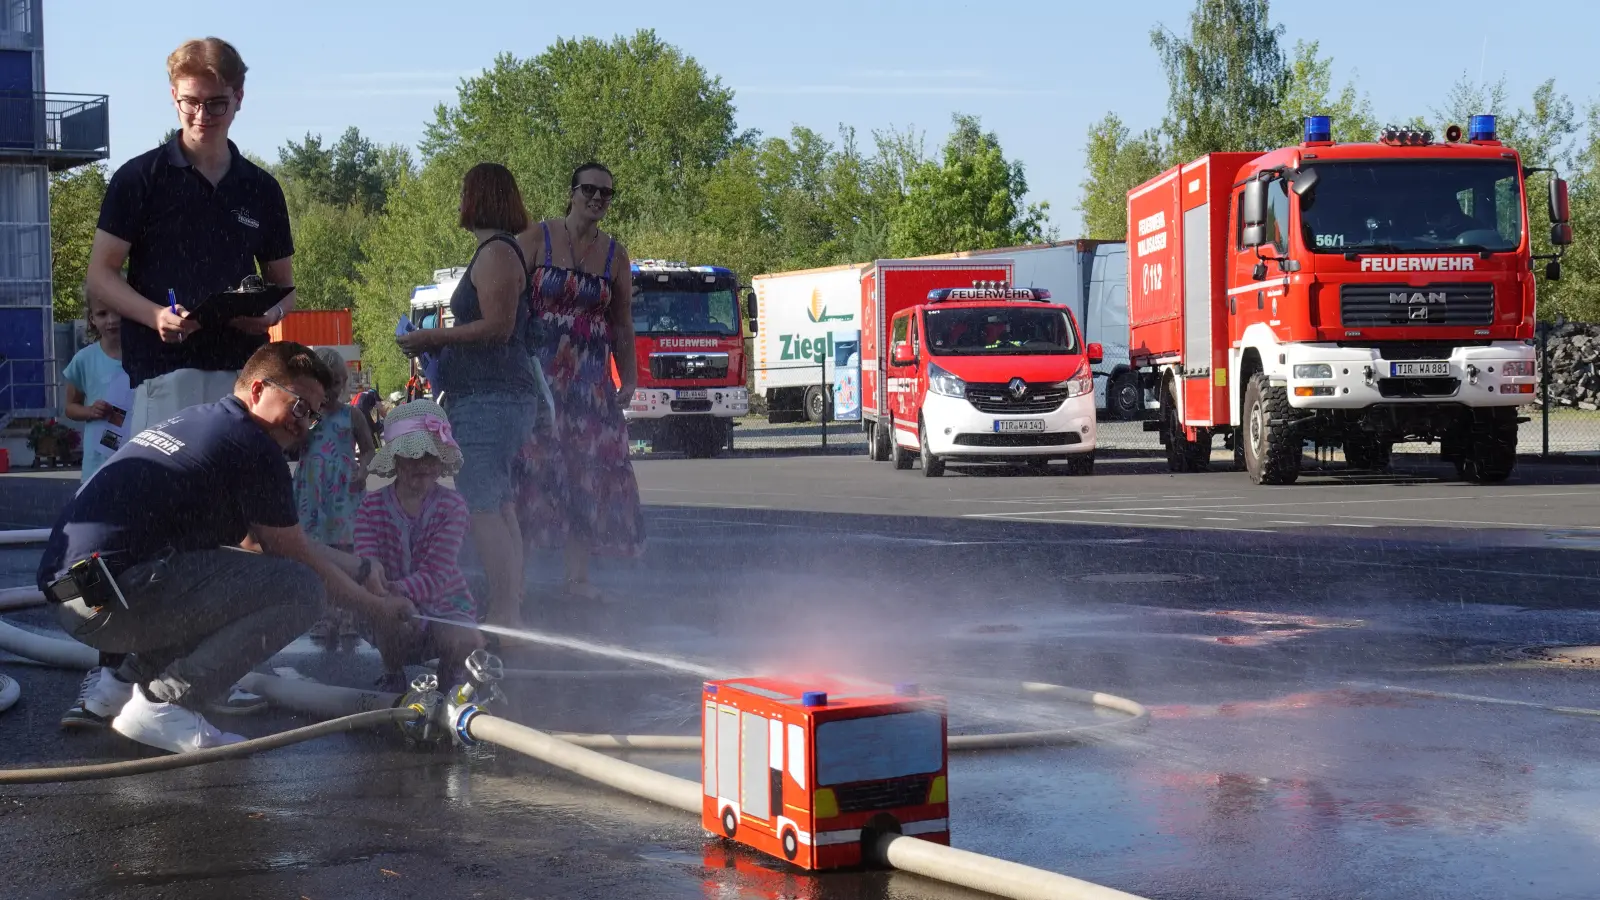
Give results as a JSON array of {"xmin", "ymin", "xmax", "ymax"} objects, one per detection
[{"xmin": 167, "ymin": 288, "xmax": 177, "ymax": 314}]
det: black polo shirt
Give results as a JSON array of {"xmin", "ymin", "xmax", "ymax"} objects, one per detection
[
  {"xmin": 97, "ymin": 138, "xmax": 294, "ymax": 388},
  {"xmin": 36, "ymin": 395, "xmax": 297, "ymax": 588}
]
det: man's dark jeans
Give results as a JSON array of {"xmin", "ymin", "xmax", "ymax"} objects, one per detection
[{"xmin": 57, "ymin": 549, "xmax": 324, "ymax": 709}]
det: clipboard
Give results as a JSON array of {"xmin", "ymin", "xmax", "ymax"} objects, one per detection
[{"xmin": 188, "ymin": 281, "xmax": 294, "ymax": 330}]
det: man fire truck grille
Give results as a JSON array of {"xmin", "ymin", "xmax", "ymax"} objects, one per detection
[
  {"xmin": 670, "ymin": 399, "xmax": 713, "ymax": 412},
  {"xmin": 833, "ymin": 776, "xmax": 933, "ymax": 814},
  {"xmin": 1340, "ymin": 283, "xmax": 1495, "ymax": 327},
  {"xmin": 964, "ymin": 382, "xmax": 1068, "ymax": 414},
  {"xmin": 650, "ymin": 353, "xmax": 730, "ymax": 380},
  {"xmin": 954, "ymin": 432, "xmax": 1082, "ymax": 448}
]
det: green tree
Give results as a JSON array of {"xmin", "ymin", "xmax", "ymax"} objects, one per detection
[
  {"xmin": 888, "ymin": 114, "xmax": 1048, "ymax": 257},
  {"xmin": 1077, "ymin": 113, "xmax": 1164, "ymax": 239},
  {"xmin": 421, "ymin": 31, "xmax": 738, "ymax": 223},
  {"xmin": 49, "ymin": 163, "xmax": 108, "ymax": 322},
  {"xmin": 1274, "ymin": 40, "xmax": 1378, "ymax": 144},
  {"xmin": 350, "ymin": 162, "xmax": 474, "ymax": 393},
  {"xmin": 1553, "ymin": 101, "xmax": 1600, "ymax": 320},
  {"xmin": 1150, "ymin": 0, "xmax": 1289, "ymax": 158},
  {"xmin": 278, "ymin": 127, "xmax": 408, "ymax": 212}
]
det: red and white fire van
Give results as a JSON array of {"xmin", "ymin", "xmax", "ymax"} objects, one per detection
[{"xmin": 861, "ymin": 258, "xmax": 1102, "ymax": 476}]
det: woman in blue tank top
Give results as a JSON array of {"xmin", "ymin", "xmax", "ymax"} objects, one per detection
[{"xmin": 396, "ymin": 162, "xmax": 536, "ymax": 630}]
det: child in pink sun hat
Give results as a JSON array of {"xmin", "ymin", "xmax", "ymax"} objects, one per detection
[{"xmin": 353, "ymin": 398, "xmax": 482, "ymax": 691}]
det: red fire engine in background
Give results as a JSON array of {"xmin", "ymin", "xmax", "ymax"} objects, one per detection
[
  {"xmin": 1127, "ymin": 114, "xmax": 1572, "ymax": 484},
  {"xmin": 702, "ymin": 676, "xmax": 949, "ymax": 870}
]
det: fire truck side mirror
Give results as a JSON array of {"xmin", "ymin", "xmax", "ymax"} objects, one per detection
[
  {"xmin": 744, "ymin": 290, "xmax": 759, "ymax": 333},
  {"xmin": 1289, "ymin": 166, "xmax": 1319, "ymax": 198},
  {"xmin": 1551, "ymin": 223, "xmax": 1575, "ymax": 247},
  {"xmin": 1241, "ymin": 179, "xmax": 1269, "ymax": 247},
  {"xmin": 891, "ymin": 341, "xmax": 915, "ymax": 366},
  {"xmin": 1546, "ymin": 259, "xmax": 1564, "ymax": 281},
  {"xmin": 1549, "ymin": 177, "xmax": 1571, "ymax": 225},
  {"xmin": 1087, "ymin": 342, "xmax": 1104, "ymax": 365}
]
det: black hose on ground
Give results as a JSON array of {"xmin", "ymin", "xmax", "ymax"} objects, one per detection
[{"xmin": 0, "ymin": 707, "xmax": 417, "ymax": 785}]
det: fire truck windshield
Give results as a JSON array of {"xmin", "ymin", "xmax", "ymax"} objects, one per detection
[
  {"xmin": 815, "ymin": 710, "xmax": 943, "ymax": 786},
  {"xmin": 632, "ymin": 287, "xmax": 740, "ymax": 336},
  {"xmin": 1298, "ymin": 159, "xmax": 1523, "ymax": 254},
  {"xmin": 923, "ymin": 307, "xmax": 1079, "ymax": 356}
]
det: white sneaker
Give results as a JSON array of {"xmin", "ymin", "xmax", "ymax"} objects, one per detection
[
  {"xmin": 60, "ymin": 666, "xmax": 135, "ymax": 730},
  {"xmin": 111, "ymin": 690, "xmax": 246, "ymax": 753}
]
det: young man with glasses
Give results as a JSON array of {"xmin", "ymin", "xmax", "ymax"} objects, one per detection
[
  {"xmin": 36, "ymin": 343, "xmax": 412, "ymax": 754},
  {"xmin": 71, "ymin": 37, "xmax": 298, "ymax": 728}
]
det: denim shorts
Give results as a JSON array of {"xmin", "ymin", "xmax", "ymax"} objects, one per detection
[{"xmin": 443, "ymin": 391, "xmax": 537, "ymax": 512}]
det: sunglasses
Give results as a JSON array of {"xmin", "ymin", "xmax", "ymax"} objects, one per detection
[
  {"xmin": 574, "ymin": 183, "xmax": 615, "ymax": 201},
  {"xmin": 265, "ymin": 380, "xmax": 323, "ymax": 427}
]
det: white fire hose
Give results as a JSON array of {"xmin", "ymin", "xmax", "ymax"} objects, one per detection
[{"xmin": 0, "ymin": 617, "xmax": 1153, "ymax": 900}]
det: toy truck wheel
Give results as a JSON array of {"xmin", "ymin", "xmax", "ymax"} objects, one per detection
[
  {"xmin": 919, "ymin": 418, "xmax": 945, "ymax": 477},
  {"xmin": 782, "ymin": 828, "xmax": 799, "ymax": 860},
  {"xmin": 721, "ymin": 806, "xmax": 738, "ymax": 838},
  {"xmin": 1344, "ymin": 435, "xmax": 1392, "ymax": 472},
  {"xmin": 891, "ymin": 421, "xmax": 914, "ymax": 470},
  {"xmin": 1242, "ymin": 373, "xmax": 1301, "ymax": 485}
]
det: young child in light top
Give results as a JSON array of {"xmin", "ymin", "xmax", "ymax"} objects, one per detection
[
  {"xmin": 61, "ymin": 292, "xmax": 133, "ymax": 482},
  {"xmin": 354, "ymin": 398, "xmax": 482, "ymax": 691}
]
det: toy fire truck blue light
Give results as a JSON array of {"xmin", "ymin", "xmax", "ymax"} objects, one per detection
[
  {"xmin": 802, "ymin": 690, "xmax": 828, "ymax": 707},
  {"xmin": 1469, "ymin": 114, "xmax": 1497, "ymax": 142},
  {"xmin": 1303, "ymin": 115, "xmax": 1331, "ymax": 143}
]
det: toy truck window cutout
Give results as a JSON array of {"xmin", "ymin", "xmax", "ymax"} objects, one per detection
[{"xmin": 701, "ymin": 676, "xmax": 949, "ymax": 869}]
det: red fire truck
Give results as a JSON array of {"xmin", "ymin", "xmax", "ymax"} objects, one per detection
[
  {"xmin": 1127, "ymin": 114, "xmax": 1571, "ymax": 484},
  {"xmin": 624, "ymin": 260, "xmax": 750, "ymax": 457},
  {"xmin": 860, "ymin": 258, "xmax": 1101, "ymax": 476},
  {"xmin": 702, "ymin": 676, "xmax": 949, "ymax": 870}
]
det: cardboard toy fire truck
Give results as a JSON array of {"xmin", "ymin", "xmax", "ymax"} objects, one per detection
[
  {"xmin": 1126, "ymin": 114, "xmax": 1571, "ymax": 485},
  {"xmin": 701, "ymin": 676, "xmax": 949, "ymax": 870}
]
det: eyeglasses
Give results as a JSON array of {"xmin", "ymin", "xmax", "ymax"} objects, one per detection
[
  {"xmin": 176, "ymin": 95, "xmax": 233, "ymax": 117},
  {"xmin": 574, "ymin": 183, "xmax": 615, "ymax": 201},
  {"xmin": 265, "ymin": 380, "xmax": 322, "ymax": 427}
]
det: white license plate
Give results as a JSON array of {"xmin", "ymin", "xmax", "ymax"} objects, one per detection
[
  {"xmin": 994, "ymin": 419, "xmax": 1047, "ymax": 433},
  {"xmin": 678, "ymin": 390, "xmax": 708, "ymax": 400},
  {"xmin": 1390, "ymin": 361, "xmax": 1449, "ymax": 377}
]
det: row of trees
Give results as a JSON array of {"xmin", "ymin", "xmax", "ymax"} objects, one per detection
[{"xmin": 47, "ymin": 2, "xmax": 1600, "ymax": 391}]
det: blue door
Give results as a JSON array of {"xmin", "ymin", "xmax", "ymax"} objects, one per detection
[
  {"xmin": 0, "ymin": 307, "xmax": 46, "ymax": 411},
  {"xmin": 0, "ymin": 50, "xmax": 33, "ymax": 149}
]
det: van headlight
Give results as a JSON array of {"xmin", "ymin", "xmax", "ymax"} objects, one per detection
[
  {"xmin": 928, "ymin": 363, "xmax": 966, "ymax": 398},
  {"xmin": 1053, "ymin": 366, "xmax": 1093, "ymax": 398},
  {"xmin": 1293, "ymin": 364, "xmax": 1333, "ymax": 379}
]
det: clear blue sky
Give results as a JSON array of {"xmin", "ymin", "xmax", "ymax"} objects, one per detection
[{"xmin": 43, "ymin": 0, "xmax": 1598, "ymax": 234}]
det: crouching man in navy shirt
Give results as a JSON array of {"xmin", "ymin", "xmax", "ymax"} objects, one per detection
[{"xmin": 37, "ymin": 342, "xmax": 413, "ymax": 754}]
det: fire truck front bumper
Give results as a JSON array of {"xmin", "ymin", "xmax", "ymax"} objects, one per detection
[
  {"xmin": 626, "ymin": 387, "xmax": 748, "ymax": 421},
  {"xmin": 1278, "ymin": 342, "xmax": 1537, "ymax": 410},
  {"xmin": 920, "ymin": 390, "xmax": 1097, "ymax": 458}
]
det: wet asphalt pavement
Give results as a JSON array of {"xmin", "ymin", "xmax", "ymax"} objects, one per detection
[{"xmin": 5, "ymin": 454, "xmax": 1600, "ymax": 899}]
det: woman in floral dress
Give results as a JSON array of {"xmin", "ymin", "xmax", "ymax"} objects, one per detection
[{"xmin": 516, "ymin": 162, "xmax": 645, "ymax": 601}]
